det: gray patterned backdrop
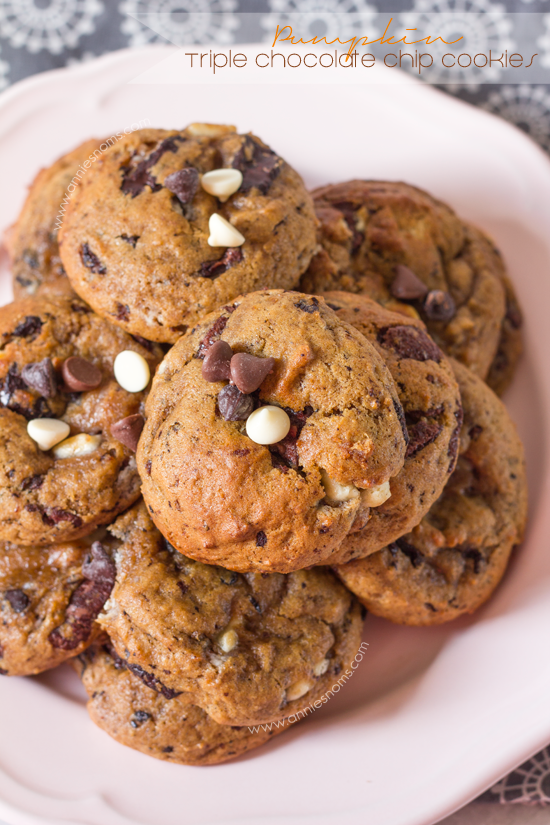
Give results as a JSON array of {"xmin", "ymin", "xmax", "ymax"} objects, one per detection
[{"xmin": 0, "ymin": 0, "xmax": 548, "ymax": 819}]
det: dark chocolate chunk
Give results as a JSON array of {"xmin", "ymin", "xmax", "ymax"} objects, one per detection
[
  {"xmin": 49, "ymin": 542, "xmax": 115, "ymax": 650},
  {"xmin": 423, "ymin": 290, "xmax": 456, "ymax": 322},
  {"xmin": 197, "ymin": 315, "xmax": 228, "ymax": 358},
  {"xmin": 217, "ymin": 384, "xmax": 254, "ymax": 421},
  {"xmin": 44, "ymin": 507, "xmax": 83, "ymax": 527},
  {"xmin": 21, "ymin": 358, "xmax": 57, "ymax": 399},
  {"xmin": 392, "ymin": 396, "xmax": 409, "ymax": 446},
  {"xmin": 126, "ymin": 661, "xmax": 182, "ymax": 699},
  {"xmin": 447, "ymin": 405, "xmax": 464, "ymax": 471},
  {"xmin": 505, "ymin": 300, "xmax": 522, "ymax": 330},
  {"xmin": 62, "ymin": 357, "xmax": 102, "ymax": 392},
  {"xmin": 249, "ymin": 595, "xmax": 262, "ymax": 613},
  {"xmin": 267, "ymin": 406, "xmax": 312, "ymax": 471},
  {"xmin": 199, "ymin": 247, "xmax": 243, "ymax": 280},
  {"xmin": 120, "ymin": 136, "xmax": 183, "ymax": 197},
  {"xmin": 405, "ymin": 420, "xmax": 442, "ymax": 458},
  {"xmin": 463, "ymin": 547, "xmax": 483, "ymax": 574},
  {"xmin": 256, "ymin": 531, "xmax": 267, "ymax": 547},
  {"xmin": 13, "ymin": 315, "xmax": 43, "ymax": 339},
  {"xmin": 232, "ymin": 135, "xmax": 282, "ymax": 194},
  {"xmin": 230, "ymin": 353, "xmax": 275, "ymax": 394},
  {"xmin": 201, "ymin": 340, "xmax": 233, "ymax": 382},
  {"xmin": 378, "ymin": 325, "xmax": 442, "ymax": 363},
  {"xmin": 5, "ymin": 589, "xmax": 29, "ymax": 612},
  {"xmin": 130, "ymin": 710, "xmax": 151, "ymax": 728},
  {"xmin": 469, "ymin": 424, "xmax": 483, "ymax": 441},
  {"xmin": 391, "ymin": 265, "xmax": 428, "ymax": 300},
  {"xmin": 120, "ymin": 234, "xmax": 140, "ymax": 247},
  {"xmin": 110, "ymin": 414, "xmax": 145, "ymax": 452},
  {"xmin": 294, "ymin": 297, "xmax": 320, "ymax": 314},
  {"xmin": 21, "ymin": 474, "xmax": 44, "ymax": 491},
  {"xmin": 164, "ymin": 167, "xmax": 199, "ymax": 204},
  {"xmin": 395, "ymin": 537, "xmax": 424, "ymax": 568},
  {"xmin": 80, "ymin": 243, "xmax": 106, "ymax": 274},
  {"xmin": 115, "ymin": 303, "xmax": 130, "ymax": 322}
]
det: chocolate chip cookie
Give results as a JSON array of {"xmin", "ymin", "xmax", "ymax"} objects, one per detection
[
  {"xmin": 322, "ymin": 292, "xmax": 462, "ymax": 564},
  {"xmin": 74, "ymin": 642, "xmax": 293, "ymax": 765},
  {"xmin": 58, "ymin": 125, "xmax": 318, "ymax": 343},
  {"xmin": 98, "ymin": 502, "xmax": 365, "ymax": 726},
  {"xmin": 138, "ymin": 290, "xmax": 408, "ymax": 573},
  {"xmin": 0, "ymin": 537, "xmax": 115, "ymax": 676},
  {"xmin": 300, "ymin": 180, "xmax": 521, "ymax": 388},
  {"xmin": 7, "ymin": 139, "xmax": 102, "ymax": 300},
  {"xmin": 0, "ymin": 294, "xmax": 162, "ymax": 545},
  {"xmin": 334, "ymin": 360, "xmax": 527, "ymax": 625}
]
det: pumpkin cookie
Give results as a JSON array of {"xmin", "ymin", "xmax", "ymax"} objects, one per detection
[
  {"xmin": 7, "ymin": 139, "xmax": 102, "ymax": 300},
  {"xmin": 59, "ymin": 125, "xmax": 318, "ymax": 343},
  {"xmin": 98, "ymin": 502, "xmax": 365, "ymax": 726},
  {"xmin": 0, "ymin": 537, "xmax": 115, "ymax": 676},
  {"xmin": 322, "ymin": 292, "xmax": 462, "ymax": 564},
  {"xmin": 300, "ymin": 180, "xmax": 520, "ymax": 387},
  {"xmin": 74, "ymin": 643, "xmax": 293, "ymax": 765},
  {"xmin": 138, "ymin": 290, "xmax": 408, "ymax": 573},
  {"xmin": 334, "ymin": 361, "xmax": 527, "ymax": 625},
  {"xmin": 0, "ymin": 294, "xmax": 162, "ymax": 545}
]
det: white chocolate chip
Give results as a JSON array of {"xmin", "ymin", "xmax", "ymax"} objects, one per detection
[
  {"xmin": 246, "ymin": 406, "xmax": 291, "ymax": 446},
  {"xmin": 218, "ymin": 629, "xmax": 238, "ymax": 653},
  {"xmin": 186, "ymin": 123, "xmax": 236, "ymax": 138},
  {"xmin": 313, "ymin": 659, "xmax": 330, "ymax": 677},
  {"xmin": 207, "ymin": 213, "xmax": 245, "ymax": 248},
  {"xmin": 114, "ymin": 351, "xmax": 150, "ymax": 393},
  {"xmin": 27, "ymin": 418, "xmax": 70, "ymax": 451},
  {"xmin": 286, "ymin": 678, "xmax": 315, "ymax": 702},
  {"xmin": 360, "ymin": 481, "xmax": 392, "ymax": 508},
  {"xmin": 52, "ymin": 433, "xmax": 102, "ymax": 459},
  {"xmin": 201, "ymin": 169, "xmax": 243, "ymax": 202},
  {"xmin": 320, "ymin": 469, "xmax": 360, "ymax": 502}
]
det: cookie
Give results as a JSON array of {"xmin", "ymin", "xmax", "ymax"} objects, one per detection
[
  {"xmin": 334, "ymin": 360, "xmax": 527, "ymax": 625},
  {"xmin": 486, "ymin": 270, "xmax": 523, "ymax": 395},
  {"xmin": 0, "ymin": 537, "xmax": 115, "ymax": 676},
  {"xmin": 300, "ymin": 180, "xmax": 516, "ymax": 384},
  {"xmin": 7, "ymin": 139, "xmax": 102, "ymax": 300},
  {"xmin": 322, "ymin": 292, "xmax": 462, "ymax": 564},
  {"xmin": 98, "ymin": 502, "xmax": 365, "ymax": 726},
  {"xmin": 74, "ymin": 643, "xmax": 293, "ymax": 766},
  {"xmin": 58, "ymin": 125, "xmax": 318, "ymax": 343},
  {"xmin": 138, "ymin": 290, "xmax": 408, "ymax": 573},
  {"xmin": 0, "ymin": 294, "xmax": 163, "ymax": 545}
]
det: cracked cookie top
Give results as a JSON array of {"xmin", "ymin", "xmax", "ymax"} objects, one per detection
[
  {"xmin": 300, "ymin": 180, "xmax": 519, "ymax": 389},
  {"xmin": 58, "ymin": 125, "xmax": 318, "ymax": 343},
  {"xmin": 334, "ymin": 360, "xmax": 528, "ymax": 625},
  {"xmin": 74, "ymin": 641, "xmax": 294, "ymax": 766},
  {"xmin": 0, "ymin": 294, "xmax": 162, "ymax": 545},
  {"xmin": 137, "ymin": 290, "xmax": 408, "ymax": 573},
  {"xmin": 98, "ymin": 502, "xmax": 364, "ymax": 727},
  {"xmin": 321, "ymin": 292, "xmax": 463, "ymax": 564}
]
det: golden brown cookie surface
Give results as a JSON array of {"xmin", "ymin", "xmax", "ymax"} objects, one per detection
[
  {"xmin": 74, "ymin": 643, "xmax": 294, "ymax": 766},
  {"xmin": 322, "ymin": 292, "xmax": 463, "ymax": 564},
  {"xmin": 0, "ymin": 294, "xmax": 162, "ymax": 545},
  {"xmin": 0, "ymin": 536, "xmax": 115, "ymax": 676},
  {"xmin": 8, "ymin": 139, "xmax": 102, "ymax": 300},
  {"xmin": 59, "ymin": 125, "xmax": 318, "ymax": 343},
  {"xmin": 300, "ymin": 180, "xmax": 517, "ymax": 384},
  {"xmin": 138, "ymin": 290, "xmax": 408, "ymax": 572},
  {"xmin": 334, "ymin": 361, "xmax": 527, "ymax": 625},
  {"xmin": 98, "ymin": 502, "xmax": 365, "ymax": 726}
]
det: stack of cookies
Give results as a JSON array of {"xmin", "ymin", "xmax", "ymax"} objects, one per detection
[{"xmin": 0, "ymin": 124, "xmax": 527, "ymax": 766}]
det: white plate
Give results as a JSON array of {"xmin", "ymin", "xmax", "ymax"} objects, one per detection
[{"xmin": 0, "ymin": 46, "xmax": 549, "ymax": 825}]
